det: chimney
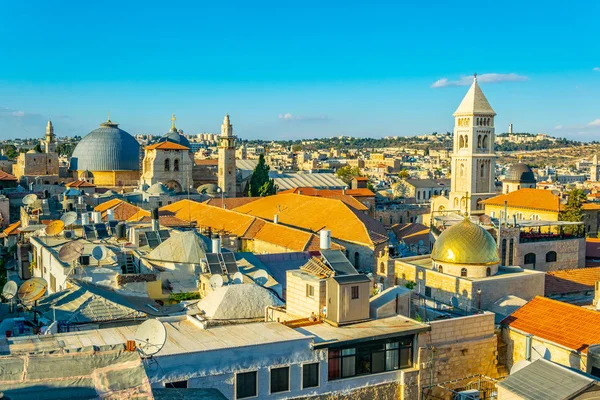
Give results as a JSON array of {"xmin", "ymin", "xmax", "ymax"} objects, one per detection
[
  {"xmin": 525, "ymin": 334, "xmax": 533, "ymax": 361},
  {"xmin": 274, "ymin": 214, "xmax": 279, "ymax": 224},
  {"xmin": 342, "ymin": 187, "xmax": 347, "ymax": 195},
  {"xmin": 298, "ymin": 190, "xmax": 302, "ymax": 195},
  {"xmin": 82, "ymin": 213, "xmax": 90, "ymax": 226},
  {"xmin": 151, "ymin": 208, "xmax": 159, "ymax": 231},
  {"xmin": 212, "ymin": 235, "xmax": 221, "ymax": 253},
  {"xmin": 107, "ymin": 209, "xmax": 115, "ymax": 222},
  {"xmin": 92, "ymin": 211, "xmax": 102, "ymax": 224},
  {"xmin": 320, "ymin": 229, "xmax": 331, "ymax": 250}
]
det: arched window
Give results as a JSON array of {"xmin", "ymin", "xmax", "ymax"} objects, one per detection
[
  {"xmin": 480, "ymin": 163, "xmax": 485, "ymax": 177},
  {"xmin": 453, "ymin": 197, "xmax": 459, "ymax": 208},
  {"xmin": 501, "ymin": 239, "xmax": 507, "ymax": 265},
  {"xmin": 524, "ymin": 253, "xmax": 536, "ymax": 265},
  {"xmin": 509, "ymin": 239, "xmax": 514, "ymax": 265},
  {"xmin": 389, "ymin": 216, "xmax": 393, "ymax": 225},
  {"xmin": 460, "ymin": 268, "xmax": 467, "ymax": 277},
  {"xmin": 486, "ymin": 267, "xmax": 491, "ymax": 277},
  {"xmin": 546, "ymin": 251, "xmax": 557, "ymax": 262},
  {"xmin": 465, "ymin": 136, "xmax": 468, "ymax": 147},
  {"xmin": 459, "ymin": 136, "xmax": 464, "ymax": 148},
  {"xmin": 174, "ymin": 158, "xmax": 180, "ymax": 171},
  {"xmin": 477, "ymin": 135, "xmax": 482, "ymax": 148},
  {"xmin": 438, "ymin": 265, "xmax": 443, "ymax": 273},
  {"xmin": 354, "ymin": 252, "xmax": 360, "ymax": 269},
  {"xmin": 460, "ymin": 163, "xmax": 465, "ymax": 177},
  {"xmin": 380, "ymin": 262, "xmax": 385, "ymax": 274},
  {"xmin": 164, "ymin": 158, "xmax": 170, "ymax": 171},
  {"xmin": 482, "ymin": 135, "xmax": 488, "ymax": 148}
]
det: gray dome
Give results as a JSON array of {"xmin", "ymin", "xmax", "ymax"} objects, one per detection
[
  {"xmin": 197, "ymin": 183, "xmax": 220, "ymax": 196},
  {"xmin": 147, "ymin": 182, "xmax": 170, "ymax": 195},
  {"xmin": 505, "ymin": 163, "xmax": 536, "ymax": 183},
  {"xmin": 70, "ymin": 120, "xmax": 141, "ymax": 171},
  {"xmin": 159, "ymin": 129, "xmax": 191, "ymax": 149}
]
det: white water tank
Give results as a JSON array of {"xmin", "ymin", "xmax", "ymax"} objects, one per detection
[
  {"xmin": 92, "ymin": 211, "xmax": 102, "ymax": 224},
  {"xmin": 107, "ymin": 209, "xmax": 115, "ymax": 222},
  {"xmin": 320, "ymin": 229, "xmax": 331, "ymax": 250},
  {"xmin": 81, "ymin": 213, "xmax": 90, "ymax": 225},
  {"xmin": 212, "ymin": 236, "xmax": 221, "ymax": 254}
]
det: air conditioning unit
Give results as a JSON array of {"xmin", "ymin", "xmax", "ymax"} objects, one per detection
[
  {"xmin": 456, "ymin": 390, "xmax": 480, "ymax": 400},
  {"xmin": 64, "ymin": 230, "xmax": 74, "ymax": 239}
]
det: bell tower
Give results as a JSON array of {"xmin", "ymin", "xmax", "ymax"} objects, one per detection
[
  {"xmin": 45, "ymin": 120, "xmax": 57, "ymax": 154},
  {"xmin": 218, "ymin": 114, "xmax": 237, "ymax": 197},
  {"xmin": 449, "ymin": 75, "xmax": 497, "ymax": 215}
]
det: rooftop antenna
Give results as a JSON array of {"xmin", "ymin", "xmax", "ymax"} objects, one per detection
[
  {"xmin": 134, "ymin": 319, "xmax": 167, "ymax": 359},
  {"xmin": 58, "ymin": 241, "xmax": 85, "ymax": 277},
  {"xmin": 254, "ymin": 269, "xmax": 269, "ymax": 286},
  {"xmin": 91, "ymin": 245, "xmax": 109, "ymax": 267},
  {"xmin": 2, "ymin": 281, "xmax": 18, "ymax": 313},
  {"xmin": 232, "ymin": 271, "xmax": 243, "ymax": 284},
  {"xmin": 209, "ymin": 274, "xmax": 224, "ymax": 289}
]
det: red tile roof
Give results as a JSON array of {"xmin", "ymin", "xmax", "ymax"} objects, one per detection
[
  {"xmin": 501, "ymin": 296, "xmax": 600, "ymax": 353},
  {"xmin": 194, "ymin": 159, "xmax": 218, "ymax": 166},
  {"xmin": 276, "ymin": 188, "xmax": 370, "ymax": 211},
  {"xmin": 145, "ymin": 142, "xmax": 189, "ymax": 151},
  {"xmin": 66, "ymin": 180, "xmax": 96, "ymax": 188},
  {"xmin": 545, "ymin": 267, "xmax": 600, "ymax": 296},
  {"xmin": 481, "ymin": 188, "xmax": 564, "ymax": 212},
  {"xmin": 0, "ymin": 171, "xmax": 17, "ymax": 181}
]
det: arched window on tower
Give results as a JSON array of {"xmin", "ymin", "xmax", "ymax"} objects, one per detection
[
  {"xmin": 164, "ymin": 158, "xmax": 170, "ymax": 171},
  {"xmin": 174, "ymin": 159, "xmax": 180, "ymax": 172},
  {"xmin": 465, "ymin": 136, "xmax": 468, "ymax": 147},
  {"xmin": 480, "ymin": 163, "xmax": 485, "ymax": 177},
  {"xmin": 459, "ymin": 136, "xmax": 464, "ymax": 148},
  {"xmin": 501, "ymin": 239, "xmax": 507, "ymax": 265},
  {"xmin": 460, "ymin": 268, "xmax": 467, "ymax": 277},
  {"xmin": 477, "ymin": 135, "xmax": 482, "ymax": 148},
  {"xmin": 460, "ymin": 163, "xmax": 465, "ymax": 177},
  {"xmin": 482, "ymin": 135, "xmax": 488, "ymax": 149}
]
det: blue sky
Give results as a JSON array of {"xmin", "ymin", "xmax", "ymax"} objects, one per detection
[{"xmin": 1, "ymin": 0, "xmax": 599, "ymax": 140}]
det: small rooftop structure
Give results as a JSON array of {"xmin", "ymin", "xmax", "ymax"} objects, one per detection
[{"xmin": 197, "ymin": 283, "xmax": 284, "ymax": 320}]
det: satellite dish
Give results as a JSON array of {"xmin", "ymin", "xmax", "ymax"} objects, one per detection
[
  {"xmin": 91, "ymin": 245, "xmax": 108, "ymax": 261},
  {"xmin": 531, "ymin": 344, "xmax": 551, "ymax": 361},
  {"xmin": 451, "ymin": 296, "xmax": 460, "ymax": 308},
  {"xmin": 58, "ymin": 241, "xmax": 85, "ymax": 263},
  {"xmin": 22, "ymin": 193, "xmax": 38, "ymax": 206},
  {"xmin": 45, "ymin": 220, "xmax": 65, "ymax": 237},
  {"xmin": 2, "ymin": 281, "xmax": 18, "ymax": 300},
  {"xmin": 232, "ymin": 272, "xmax": 243, "ymax": 284},
  {"xmin": 209, "ymin": 274, "xmax": 224, "ymax": 289},
  {"xmin": 18, "ymin": 277, "xmax": 48, "ymax": 304},
  {"xmin": 510, "ymin": 359, "xmax": 532, "ymax": 374},
  {"xmin": 60, "ymin": 211, "xmax": 78, "ymax": 227},
  {"xmin": 134, "ymin": 319, "xmax": 167, "ymax": 357},
  {"xmin": 254, "ymin": 269, "xmax": 269, "ymax": 286}
]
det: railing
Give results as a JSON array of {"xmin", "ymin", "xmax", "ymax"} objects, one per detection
[{"xmin": 519, "ymin": 230, "xmax": 585, "ymax": 243}]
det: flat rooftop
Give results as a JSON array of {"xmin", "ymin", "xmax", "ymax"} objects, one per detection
[{"xmin": 294, "ymin": 315, "xmax": 429, "ymax": 349}]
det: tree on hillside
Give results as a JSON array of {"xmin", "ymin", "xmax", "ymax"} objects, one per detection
[
  {"xmin": 248, "ymin": 154, "xmax": 277, "ymax": 197},
  {"xmin": 559, "ymin": 189, "xmax": 586, "ymax": 235},
  {"xmin": 2, "ymin": 145, "xmax": 18, "ymax": 160},
  {"xmin": 336, "ymin": 165, "xmax": 361, "ymax": 185},
  {"xmin": 398, "ymin": 169, "xmax": 410, "ymax": 180},
  {"xmin": 33, "ymin": 143, "xmax": 43, "ymax": 153}
]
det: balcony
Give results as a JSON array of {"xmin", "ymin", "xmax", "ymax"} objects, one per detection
[{"xmin": 519, "ymin": 223, "xmax": 585, "ymax": 243}]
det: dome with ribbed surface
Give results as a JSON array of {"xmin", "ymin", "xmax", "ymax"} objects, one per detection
[
  {"xmin": 159, "ymin": 128, "xmax": 191, "ymax": 149},
  {"xmin": 432, "ymin": 219, "xmax": 499, "ymax": 265},
  {"xmin": 504, "ymin": 163, "xmax": 536, "ymax": 183},
  {"xmin": 70, "ymin": 120, "xmax": 140, "ymax": 171}
]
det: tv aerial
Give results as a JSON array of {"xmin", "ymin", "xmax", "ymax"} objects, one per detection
[
  {"xmin": 232, "ymin": 272, "xmax": 243, "ymax": 284},
  {"xmin": 2, "ymin": 281, "xmax": 18, "ymax": 313},
  {"xmin": 59, "ymin": 241, "xmax": 85, "ymax": 277},
  {"xmin": 91, "ymin": 245, "xmax": 109, "ymax": 267},
  {"xmin": 22, "ymin": 193, "xmax": 38, "ymax": 206},
  {"xmin": 209, "ymin": 274, "xmax": 224, "ymax": 290},
  {"xmin": 254, "ymin": 269, "xmax": 269, "ymax": 286},
  {"xmin": 60, "ymin": 211, "xmax": 78, "ymax": 228},
  {"xmin": 18, "ymin": 277, "xmax": 48, "ymax": 306},
  {"xmin": 134, "ymin": 319, "xmax": 167, "ymax": 358},
  {"xmin": 45, "ymin": 220, "xmax": 65, "ymax": 237}
]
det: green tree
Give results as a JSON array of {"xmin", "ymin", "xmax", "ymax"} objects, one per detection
[
  {"xmin": 398, "ymin": 169, "xmax": 410, "ymax": 179},
  {"xmin": 291, "ymin": 144, "xmax": 303, "ymax": 152},
  {"xmin": 57, "ymin": 143, "xmax": 74, "ymax": 157},
  {"xmin": 559, "ymin": 189, "xmax": 585, "ymax": 235},
  {"xmin": 335, "ymin": 165, "xmax": 362, "ymax": 185},
  {"xmin": 248, "ymin": 154, "xmax": 277, "ymax": 197},
  {"xmin": 33, "ymin": 143, "xmax": 43, "ymax": 153},
  {"xmin": 2, "ymin": 145, "xmax": 18, "ymax": 159}
]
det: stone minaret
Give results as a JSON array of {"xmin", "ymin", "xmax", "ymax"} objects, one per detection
[
  {"xmin": 449, "ymin": 75, "xmax": 497, "ymax": 215},
  {"xmin": 591, "ymin": 155, "xmax": 599, "ymax": 182},
  {"xmin": 45, "ymin": 120, "xmax": 57, "ymax": 154},
  {"xmin": 218, "ymin": 114, "xmax": 237, "ymax": 197}
]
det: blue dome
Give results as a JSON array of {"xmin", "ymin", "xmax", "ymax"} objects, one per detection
[
  {"xmin": 159, "ymin": 128, "xmax": 191, "ymax": 149},
  {"xmin": 70, "ymin": 121, "xmax": 141, "ymax": 171}
]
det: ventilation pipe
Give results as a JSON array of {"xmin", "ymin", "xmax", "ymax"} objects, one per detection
[
  {"xmin": 107, "ymin": 209, "xmax": 115, "ymax": 222},
  {"xmin": 320, "ymin": 229, "xmax": 331, "ymax": 250},
  {"xmin": 343, "ymin": 186, "xmax": 347, "ymax": 195},
  {"xmin": 82, "ymin": 213, "xmax": 90, "ymax": 226},
  {"xmin": 151, "ymin": 208, "xmax": 159, "ymax": 231},
  {"xmin": 525, "ymin": 334, "xmax": 533, "ymax": 361},
  {"xmin": 92, "ymin": 211, "xmax": 102, "ymax": 224},
  {"xmin": 274, "ymin": 214, "xmax": 279, "ymax": 224},
  {"xmin": 212, "ymin": 235, "xmax": 221, "ymax": 254}
]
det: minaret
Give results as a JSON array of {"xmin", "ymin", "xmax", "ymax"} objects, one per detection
[
  {"xmin": 591, "ymin": 155, "xmax": 599, "ymax": 182},
  {"xmin": 218, "ymin": 114, "xmax": 237, "ymax": 197},
  {"xmin": 449, "ymin": 74, "xmax": 497, "ymax": 215},
  {"xmin": 44, "ymin": 120, "xmax": 57, "ymax": 153}
]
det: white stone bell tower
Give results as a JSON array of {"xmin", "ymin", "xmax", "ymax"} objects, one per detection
[
  {"xmin": 218, "ymin": 114, "xmax": 237, "ymax": 197},
  {"xmin": 45, "ymin": 120, "xmax": 57, "ymax": 154}
]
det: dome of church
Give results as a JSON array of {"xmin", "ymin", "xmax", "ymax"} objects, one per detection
[
  {"xmin": 504, "ymin": 163, "xmax": 536, "ymax": 183},
  {"xmin": 80, "ymin": 170, "xmax": 94, "ymax": 179},
  {"xmin": 431, "ymin": 219, "xmax": 499, "ymax": 265},
  {"xmin": 147, "ymin": 182, "xmax": 170, "ymax": 195},
  {"xmin": 69, "ymin": 120, "xmax": 140, "ymax": 171},
  {"xmin": 159, "ymin": 128, "xmax": 191, "ymax": 149}
]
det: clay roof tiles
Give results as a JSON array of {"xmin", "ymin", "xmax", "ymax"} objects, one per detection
[{"xmin": 481, "ymin": 188, "xmax": 564, "ymax": 212}]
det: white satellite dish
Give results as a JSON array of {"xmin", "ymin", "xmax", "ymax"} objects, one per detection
[
  {"xmin": 232, "ymin": 272, "xmax": 243, "ymax": 284},
  {"xmin": 58, "ymin": 241, "xmax": 85, "ymax": 263},
  {"xmin": 510, "ymin": 359, "xmax": 532, "ymax": 375},
  {"xmin": 91, "ymin": 245, "xmax": 108, "ymax": 262},
  {"xmin": 254, "ymin": 269, "xmax": 269, "ymax": 286},
  {"xmin": 209, "ymin": 274, "xmax": 224, "ymax": 289},
  {"xmin": 60, "ymin": 211, "xmax": 78, "ymax": 227},
  {"xmin": 22, "ymin": 193, "xmax": 38, "ymax": 206},
  {"xmin": 2, "ymin": 281, "xmax": 18, "ymax": 300},
  {"xmin": 134, "ymin": 319, "xmax": 167, "ymax": 357},
  {"xmin": 531, "ymin": 344, "xmax": 551, "ymax": 361}
]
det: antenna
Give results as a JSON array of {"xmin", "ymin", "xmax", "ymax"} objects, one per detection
[
  {"xmin": 58, "ymin": 241, "xmax": 85, "ymax": 263},
  {"xmin": 60, "ymin": 211, "xmax": 78, "ymax": 227},
  {"xmin": 91, "ymin": 245, "xmax": 109, "ymax": 266},
  {"xmin": 209, "ymin": 274, "xmax": 224, "ymax": 289},
  {"xmin": 18, "ymin": 277, "xmax": 48, "ymax": 304},
  {"xmin": 45, "ymin": 220, "xmax": 65, "ymax": 237},
  {"xmin": 22, "ymin": 193, "xmax": 38, "ymax": 206},
  {"xmin": 134, "ymin": 319, "xmax": 167, "ymax": 357},
  {"xmin": 2, "ymin": 281, "xmax": 17, "ymax": 300},
  {"xmin": 254, "ymin": 269, "xmax": 269, "ymax": 286},
  {"xmin": 232, "ymin": 272, "xmax": 243, "ymax": 284},
  {"xmin": 531, "ymin": 344, "xmax": 551, "ymax": 361}
]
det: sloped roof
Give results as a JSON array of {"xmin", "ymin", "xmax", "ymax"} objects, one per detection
[
  {"xmin": 197, "ymin": 283, "xmax": 284, "ymax": 320},
  {"xmin": 481, "ymin": 188, "xmax": 564, "ymax": 212},
  {"xmin": 204, "ymin": 197, "xmax": 261, "ymax": 209},
  {"xmin": 146, "ymin": 231, "xmax": 207, "ymax": 264},
  {"xmin": 269, "ymin": 172, "xmax": 347, "ymax": 190},
  {"xmin": 233, "ymin": 193, "xmax": 387, "ymax": 246},
  {"xmin": 453, "ymin": 77, "xmax": 496, "ymax": 116},
  {"xmin": 501, "ymin": 296, "xmax": 600, "ymax": 353},
  {"xmin": 0, "ymin": 170, "xmax": 17, "ymax": 181},
  {"xmin": 94, "ymin": 198, "xmax": 145, "ymax": 221},
  {"xmin": 145, "ymin": 141, "xmax": 189, "ymax": 151},
  {"xmin": 2, "ymin": 221, "xmax": 21, "ymax": 237},
  {"xmin": 276, "ymin": 188, "xmax": 369, "ymax": 211},
  {"xmin": 65, "ymin": 180, "xmax": 96, "ymax": 188},
  {"xmin": 545, "ymin": 267, "xmax": 600, "ymax": 296}
]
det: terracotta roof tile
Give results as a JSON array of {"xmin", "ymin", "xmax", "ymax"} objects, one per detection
[
  {"xmin": 145, "ymin": 142, "xmax": 189, "ymax": 151},
  {"xmin": 582, "ymin": 203, "xmax": 600, "ymax": 211},
  {"xmin": 66, "ymin": 180, "xmax": 96, "ymax": 188},
  {"xmin": 194, "ymin": 159, "xmax": 218, "ymax": 166},
  {"xmin": 545, "ymin": 267, "xmax": 600, "ymax": 296},
  {"xmin": 94, "ymin": 199, "xmax": 144, "ymax": 221},
  {"xmin": 0, "ymin": 171, "xmax": 17, "ymax": 181},
  {"xmin": 2, "ymin": 221, "xmax": 21, "ymax": 236},
  {"xmin": 204, "ymin": 197, "xmax": 261, "ymax": 209},
  {"xmin": 501, "ymin": 296, "xmax": 600, "ymax": 353},
  {"xmin": 276, "ymin": 188, "xmax": 368, "ymax": 211},
  {"xmin": 481, "ymin": 188, "xmax": 564, "ymax": 212}
]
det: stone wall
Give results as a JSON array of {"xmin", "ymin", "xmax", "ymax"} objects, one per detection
[
  {"xmin": 515, "ymin": 238, "xmax": 585, "ymax": 271},
  {"xmin": 286, "ymin": 270, "xmax": 325, "ymax": 318}
]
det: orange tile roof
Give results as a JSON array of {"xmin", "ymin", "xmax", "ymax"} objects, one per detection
[
  {"xmin": 194, "ymin": 159, "xmax": 218, "ymax": 166},
  {"xmin": 2, "ymin": 221, "xmax": 21, "ymax": 237},
  {"xmin": 0, "ymin": 170, "xmax": 17, "ymax": 181},
  {"xmin": 94, "ymin": 198, "xmax": 123, "ymax": 212},
  {"xmin": 481, "ymin": 188, "xmax": 564, "ymax": 212},
  {"xmin": 501, "ymin": 296, "xmax": 600, "ymax": 353},
  {"xmin": 65, "ymin": 180, "xmax": 96, "ymax": 188},
  {"xmin": 276, "ymin": 188, "xmax": 368, "ymax": 211},
  {"xmin": 582, "ymin": 203, "xmax": 600, "ymax": 211},
  {"xmin": 233, "ymin": 193, "xmax": 387, "ymax": 245},
  {"xmin": 545, "ymin": 267, "xmax": 600, "ymax": 296},
  {"xmin": 345, "ymin": 188, "xmax": 375, "ymax": 197},
  {"xmin": 94, "ymin": 199, "xmax": 145, "ymax": 221},
  {"xmin": 354, "ymin": 177, "xmax": 369, "ymax": 181},
  {"xmin": 145, "ymin": 141, "xmax": 189, "ymax": 151},
  {"xmin": 204, "ymin": 197, "xmax": 261, "ymax": 209}
]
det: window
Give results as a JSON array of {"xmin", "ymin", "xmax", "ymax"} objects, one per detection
[
  {"xmin": 306, "ymin": 284, "xmax": 315, "ymax": 298},
  {"xmin": 508, "ymin": 239, "xmax": 514, "ymax": 266},
  {"xmin": 164, "ymin": 158, "xmax": 170, "ymax": 171},
  {"xmin": 354, "ymin": 252, "xmax": 360, "ymax": 269},
  {"xmin": 165, "ymin": 380, "xmax": 188, "ymax": 388},
  {"xmin": 380, "ymin": 262, "xmax": 385, "ymax": 274},
  {"xmin": 501, "ymin": 239, "xmax": 507, "ymax": 266},
  {"xmin": 546, "ymin": 251, "xmax": 557, "ymax": 262},
  {"xmin": 174, "ymin": 158, "xmax": 180, "ymax": 171},
  {"xmin": 270, "ymin": 366, "xmax": 289, "ymax": 394},
  {"xmin": 50, "ymin": 274, "xmax": 56, "ymax": 292},
  {"xmin": 524, "ymin": 253, "xmax": 536, "ymax": 265},
  {"xmin": 302, "ymin": 363, "xmax": 319, "ymax": 389},
  {"xmin": 425, "ymin": 286, "xmax": 432, "ymax": 297},
  {"xmin": 460, "ymin": 268, "xmax": 467, "ymax": 277},
  {"xmin": 438, "ymin": 265, "xmax": 443, "ymax": 273},
  {"xmin": 236, "ymin": 371, "xmax": 257, "ymax": 399},
  {"xmin": 486, "ymin": 267, "xmax": 491, "ymax": 277},
  {"xmin": 328, "ymin": 336, "xmax": 413, "ymax": 380},
  {"xmin": 351, "ymin": 286, "xmax": 359, "ymax": 299}
]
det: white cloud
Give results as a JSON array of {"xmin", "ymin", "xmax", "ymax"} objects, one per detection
[
  {"xmin": 11, "ymin": 110, "xmax": 25, "ymax": 117},
  {"xmin": 431, "ymin": 73, "xmax": 529, "ymax": 88},
  {"xmin": 278, "ymin": 113, "xmax": 329, "ymax": 122},
  {"xmin": 588, "ymin": 119, "xmax": 600, "ymax": 127},
  {"xmin": 593, "ymin": 67, "xmax": 600, "ymax": 72},
  {"xmin": 554, "ymin": 125, "xmax": 563, "ymax": 130}
]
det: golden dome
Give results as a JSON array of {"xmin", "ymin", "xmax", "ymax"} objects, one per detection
[{"xmin": 432, "ymin": 219, "xmax": 499, "ymax": 265}]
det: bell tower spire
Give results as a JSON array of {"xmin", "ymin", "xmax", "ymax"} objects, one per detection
[
  {"xmin": 44, "ymin": 119, "xmax": 56, "ymax": 154},
  {"xmin": 218, "ymin": 114, "xmax": 237, "ymax": 198}
]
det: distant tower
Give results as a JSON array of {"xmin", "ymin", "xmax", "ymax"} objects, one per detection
[
  {"xmin": 508, "ymin": 123, "xmax": 513, "ymax": 134},
  {"xmin": 44, "ymin": 120, "xmax": 57, "ymax": 154},
  {"xmin": 591, "ymin": 154, "xmax": 599, "ymax": 182},
  {"xmin": 449, "ymin": 74, "xmax": 497, "ymax": 215},
  {"xmin": 218, "ymin": 114, "xmax": 237, "ymax": 197}
]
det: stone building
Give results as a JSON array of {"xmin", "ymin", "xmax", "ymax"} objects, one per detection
[
  {"xmin": 13, "ymin": 120, "xmax": 60, "ymax": 184},
  {"xmin": 218, "ymin": 114, "xmax": 236, "ymax": 198}
]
